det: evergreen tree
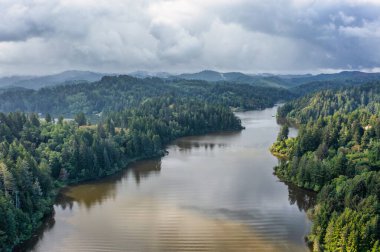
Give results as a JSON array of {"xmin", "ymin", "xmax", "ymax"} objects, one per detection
[{"xmin": 75, "ymin": 112, "xmax": 87, "ymax": 126}]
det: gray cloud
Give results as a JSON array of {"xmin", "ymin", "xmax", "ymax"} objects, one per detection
[{"xmin": 0, "ymin": 0, "xmax": 380, "ymax": 75}]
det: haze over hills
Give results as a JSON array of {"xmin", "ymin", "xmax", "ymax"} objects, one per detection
[
  {"xmin": 128, "ymin": 71, "xmax": 172, "ymax": 79},
  {"xmin": 1, "ymin": 69, "xmax": 380, "ymax": 91},
  {"xmin": 288, "ymin": 71, "xmax": 380, "ymax": 95},
  {"xmin": 175, "ymin": 70, "xmax": 380, "ymax": 84},
  {"xmin": 174, "ymin": 70, "xmax": 289, "ymax": 87},
  {"xmin": 287, "ymin": 71, "xmax": 380, "ymax": 85},
  {"xmin": 0, "ymin": 70, "xmax": 111, "ymax": 90}
]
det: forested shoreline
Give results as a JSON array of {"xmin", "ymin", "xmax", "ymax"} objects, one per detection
[
  {"xmin": 0, "ymin": 75, "xmax": 294, "ymax": 117},
  {"xmin": 1, "ymin": 74, "xmax": 296, "ymax": 251},
  {"xmin": 4, "ymin": 73, "xmax": 379, "ymax": 251},
  {"xmin": 0, "ymin": 96, "xmax": 244, "ymax": 251},
  {"xmin": 271, "ymin": 82, "xmax": 380, "ymax": 251}
]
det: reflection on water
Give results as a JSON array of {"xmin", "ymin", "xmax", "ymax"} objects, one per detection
[
  {"xmin": 176, "ymin": 141, "xmax": 226, "ymax": 152},
  {"xmin": 287, "ymin": 183, "xmax": 316, "ymax": 213},
  {"xmin": 22, "ymin": 106, "xmax": 315, "ymax": 252},
  {"xmin": 131, "ymin": 159, "xmax": 162, "ymax": 185},
  {"xmin": 56, "ymin": 159, "xmax": 163, "ymax": 210},
  {"xmin": 175, "ymin": 131, "xmax": 240, "ymax": 153}
]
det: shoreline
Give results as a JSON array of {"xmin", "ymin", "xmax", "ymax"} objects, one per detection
[{"xmin": 13, "ymin": 126, "xmax": 244, "ymax": 251}]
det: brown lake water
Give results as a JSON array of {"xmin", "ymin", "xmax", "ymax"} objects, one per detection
[{"xmin": 23, "ymin": 106, "xmax": 316, "ymax": 252}]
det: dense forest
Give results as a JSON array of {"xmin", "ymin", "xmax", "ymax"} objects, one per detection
[
  {"xmin": 289, "ymin": 79, "xmax": 380, "ymax": 96},
  {"xmin": 279, "ymin": 82, "xmax": 380, "ymax": 124},
  {"xmin": 287, "ymin": 71, "xmax": 380, "ymax": 96},
  {"xmin": 0, "ymin": 75, "xmax": 293, "ymax": 117},
  {"xmin": 0, "ymin": 97, "xmax": 242, "ymax": 251},
  {"xmin": 271, "ymin": 82, "xmax": 380, "ymax": 251},
  {"xmin": 3, "ymin": 72, "xmax": 379, "ymax": 251}
]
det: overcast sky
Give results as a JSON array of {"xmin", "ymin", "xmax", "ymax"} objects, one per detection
[{"xmin": 1, "ymin": 0, "xmax": 380, "ymax": 76}]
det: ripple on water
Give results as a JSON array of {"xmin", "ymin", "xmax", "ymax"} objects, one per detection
[{"xmin": 22, "ymin": 107, "xmax": 314, "ymax": 252}]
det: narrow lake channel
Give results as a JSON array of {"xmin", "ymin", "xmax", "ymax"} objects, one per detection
[{"xmin": 23, "ymin": 106, "xmax": 316, "ymax": 252}]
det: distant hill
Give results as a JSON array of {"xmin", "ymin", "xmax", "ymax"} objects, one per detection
[
  {"xmin": 177, "ymin": 70, "xmax": 226, "ymax": 82},
  {"xmin": 0, "ymin": 75, "xmax": 35, "ymax": 88},
  {"xmin": 196, "ymin": 70, "xmax": 380, "ymax": 94},
  {"xmin": 288, "ymin": 71, "xmax": 380, "ymax": 95},
  {"xmin": 0, "ymin": 86, "xmax": 29, "ymax": 95},
  {"xmin": 1, "ymin": 70, "xmax": 289, "ymax": 90},
  {"xmin": 1, "ymin": 69, "xmax": 380, "ymax": 91},
  {"xmin": 287, "ymin": 71, "xmax": 380, "ymax": 86},
  {"xmin": 0, "ymin": 70, "xmax": 109, "ymax": 89},
  {"xmin": 0, "ymin": 75, "xmax": 294, "ymax": 116},
  {"xmin": 176, "ymin": 70, "xmax": 260, "ymax": 83},
  {"xmin": 128, "ymin": 71, "xmax": 171, "ymax": 79},
  {"xmin": 175, "ymin": 70, "xmax": 294, "ymax": 88},
  {"xmin": 130, "ymin": 70, "xmax": 380, "ymax": 90}
]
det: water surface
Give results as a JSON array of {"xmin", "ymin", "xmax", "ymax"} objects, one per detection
[{"xmin": 24, "ymin": 106, "xmax": 315, "ymax": 252}]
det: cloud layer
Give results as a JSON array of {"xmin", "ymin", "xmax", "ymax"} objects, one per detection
[{"xmin": 1, "ymin": 0, "xmax": 380, "ymax": 75}]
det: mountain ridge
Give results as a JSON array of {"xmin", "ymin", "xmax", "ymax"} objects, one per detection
[{"xmin": 2, "ymin": 69, "xmax": 380, "ymax": 90}]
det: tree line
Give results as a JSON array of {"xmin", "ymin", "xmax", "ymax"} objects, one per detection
[
  {"xmin": 271, "ymin": 82, "xmax": 380, "ymax": 251},
  {"xmin": 0, "ymin": 97, "xmax": 242, "ymax": 251},
  {"xmin": 0, "ymin": 75, "xmax": 294, "ymax": 117}
]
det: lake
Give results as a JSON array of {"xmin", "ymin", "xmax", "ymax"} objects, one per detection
[{"xmin": 23, "ymin": 106, "xmax": 315, "ymax": 252}]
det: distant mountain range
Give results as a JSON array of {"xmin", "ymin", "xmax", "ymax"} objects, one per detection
[
  {"xmin": 130, "ymin": 70, "xmax": 296, "ymax": 88},
  {"xmin": 0, "ymin": 70, "xmax": 110, "ymax": 90},
  {"xmin": 128, "ymin": 71, "xmax": 172, "ymax": 79},
  {"xmin": 1, "ymin": 69, "xmax": 380, "ymax": 90},
  {"xmin": 133, "ymin": 69, "xmax": 380, "ymax": 89}
]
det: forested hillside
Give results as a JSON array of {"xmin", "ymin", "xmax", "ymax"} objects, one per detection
[
  {"xmin": 0, "ymin": 75, "xmax": 293, "ymax": 117},
  {"xmin": 289, "ymin": 79, "xmax": 380, "ymax": 96},
  {"xmin": 279, "ymin": 82, "xmax": 380, "ymax": 124},
  {"xmin": 271, "ymin": 82, "xmax": 380, "ymax": 251},
  {"xmin": 0, "ymin": 70, "xmax": 107, "ymax": 90},
  {"xmin": 0, "ymin": 98, "xmax": 242, "ymax": 251}
]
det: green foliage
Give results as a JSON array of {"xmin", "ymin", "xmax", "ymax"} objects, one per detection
[
  {"xmin": 44, "ymin": 113, "xmax": 52, "ymax": 123},
  {"xmin": 0, "ymin": 75, "xmax": 290, "ymax": 251},
  {"xmin": 74, "ymin": 112, "xmax": 87, "ymax": 126},
  {"xmin": 0, "ymin": 75, "xmax": 293, "ymax": 116},
  {"xmin": 272, "ymin": 82, "xmax": 380, "ymax": 251},
  {"xmin": 315, "ymin": 173, "xmax": 380, "ymax": 251},
  {"xmin": 278, "ymin": 82, "xmax": 380, "ymax": 125},
  {"xmin": 277, "ymin": 124, "xmax": 289, "ymax": 141},
  {"xmin": 0, "ymin": 97, "xmax": 243, "ymax": 251}
]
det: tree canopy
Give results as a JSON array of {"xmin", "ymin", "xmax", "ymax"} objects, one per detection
[
  {"xmin": 0, "ymin": 97, "xmax": 243, "ymax": 251},
  {"xmin": 0, "ymin": 75, "xmax": 294, "ymax": 117},
  {"xmin": 271, "ymin": 82, "xmax": 380, "ymax": 251}
]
